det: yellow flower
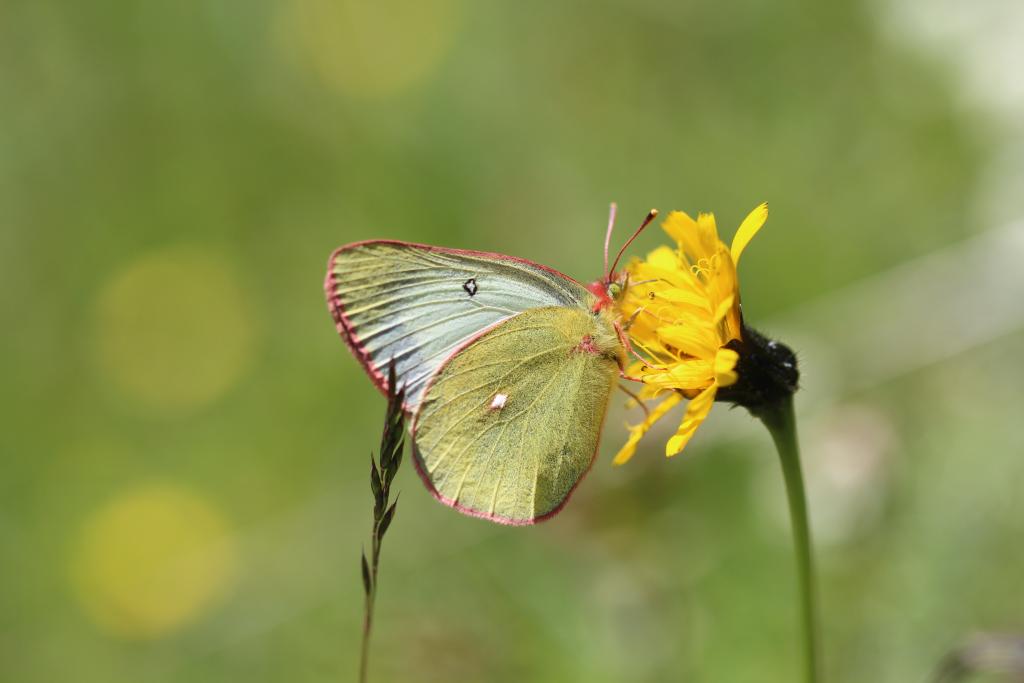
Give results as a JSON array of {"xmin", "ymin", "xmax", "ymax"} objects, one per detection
[{"xmin": 613, "ymin": 203, "xmax": 769, "ymax": 464}]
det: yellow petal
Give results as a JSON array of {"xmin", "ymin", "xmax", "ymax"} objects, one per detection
[
  {"xmin": 730, "ymin": 202, "xmax": 768, "ymax": 266},
  {"xmin": 665, "ymin": 383, "xmax": 717, "ymax": 456},
  {"xmin": 613, "ymin": 392, "xmax": 682, "ymax": 465},
  {"xmin": 653, "ymin": 288, "xmax": 713, "ymax": 309},
  {"xmin": 712, "ymin": 294, "xmax": 735, "ymax": 325},
  {"xmin": 664, "ymin": 210, "xmax": 720, "ymax": 266},
  {"xmin": 714, "ymin": 348, "xmax": 739, "ymax": 386},
  {"xmin": 660, "ymin": 211, "xmax": 699, "ymax": 245},
  {"xmin": 706, "ymin": 248, "xmax": 742, "ymax": 340},
  {"xmin": 644, "ymin": 245, "xmax": 680, "ymax": 271},
  {"xmin": 642, "ymin": 361, "xmax": 714, "ymax": 390},
  {"xmin": 636, "ymin": 383, "xmax": 665, "ymax": 400},
  {"xmin": 658, "ymin": 323, "xmax": 719, "ymax": 358},
  {"xmin": 631, "ymin": 256, "xmax": 700, "ymax": 293},
  {"xmin": 631, "ymin": 335, "xmax": 674, "ymax": 366},
  {"xmin": 696, "ymin": 212, "xmax": 719, "ymax": 244},
  {"xmin": 612, "ymin": 434, "xmax": 643, "ymax": 467}
]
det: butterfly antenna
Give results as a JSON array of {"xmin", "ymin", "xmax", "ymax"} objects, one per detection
[
  {"xmin": 609, "ymin": 209, "xmax": 658, "ymax": 278},
  {"xmin": 603, "ymin": 202, "xmax": 618, "ymax": 281}
]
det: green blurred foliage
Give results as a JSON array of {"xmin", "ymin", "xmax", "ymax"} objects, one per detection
[{"xmin": 2, "ymin": 0, "xmax": 1022, "ymax": 681}]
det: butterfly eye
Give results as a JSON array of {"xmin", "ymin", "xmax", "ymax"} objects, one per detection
[{"xmin": 607, "ymin": 282, "xmax": 622, "ymax": 299}]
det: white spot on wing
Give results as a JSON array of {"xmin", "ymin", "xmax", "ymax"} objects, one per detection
[{"xmin": 490, "ymin": 393, "xmax": 508, "ymax": 410}]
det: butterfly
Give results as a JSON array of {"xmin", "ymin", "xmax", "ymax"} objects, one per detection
[{"xmin": 325, "ymin": 206, "xmax": 657, "ymax": 525}]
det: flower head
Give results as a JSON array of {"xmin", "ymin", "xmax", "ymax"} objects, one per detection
[{"xmin": 613, "ymin": 203, "xmax": 770, "ymax": 464}]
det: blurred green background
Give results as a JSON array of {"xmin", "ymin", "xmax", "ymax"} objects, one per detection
[{"xmin": 4, "ymin": 0, "xmax": 1024, "ymax": 681}]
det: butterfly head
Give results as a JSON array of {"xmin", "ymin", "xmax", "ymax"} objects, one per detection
[
  {"xmin": 586, "ymin": 269, "xmax": 631, "ymax": 313},
  {"xmin": 607, "ymin": 280, "xmax": 623, "ymax": 300},
  {"xmin": 605, "ymin": 269, "xmax": 636, "ymax": 304}
]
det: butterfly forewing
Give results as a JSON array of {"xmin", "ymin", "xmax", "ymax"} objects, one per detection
[
  {"xmin": 411, "ymin": 306, "xmax": 622, "ymax": 524},
  {"xmin": 326, "ymin": 241, "xmax": 593, "ymax": 410}
]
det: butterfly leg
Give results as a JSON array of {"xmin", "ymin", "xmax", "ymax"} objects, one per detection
[
  {"xmin": 616, "ymin": 383, "xmax": 650, "ymax": 418},
  {"xmin": 613, "ymin": 321, "xmax": 655, "ymax": 383}
]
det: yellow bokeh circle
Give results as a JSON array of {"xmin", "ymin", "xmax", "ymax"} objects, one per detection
[
  {"xmin": 71, "ymin": 484, "xmax": 236, "ymax": 639},
  {"xmin": 277, "ymin": 0, "xmax": 460, "ymax": 98},
  {"xmin": 94, "ymin": 246, "xmax": 254, "ymax": 415}
]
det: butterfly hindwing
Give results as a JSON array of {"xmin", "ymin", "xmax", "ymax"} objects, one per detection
[
  {"xmin": 325, "ymin": 241, "xmax": 594, "ymax": 410},
  {"xmin": 412, "ymin": 306, "xmax": 622, "ymax": 524}
]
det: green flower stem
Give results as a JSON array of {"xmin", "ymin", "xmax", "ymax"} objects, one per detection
[{"xmin": 759, "ymin": 395, "xmax": 820, "ymax": 683}]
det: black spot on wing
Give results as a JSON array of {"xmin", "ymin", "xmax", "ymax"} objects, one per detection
[{"xmin": 463, "ymin": 278, "xmax": 478, "ymax": 296}]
